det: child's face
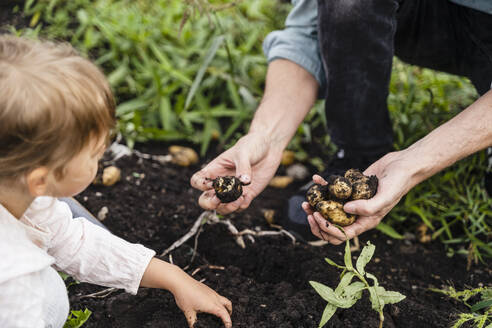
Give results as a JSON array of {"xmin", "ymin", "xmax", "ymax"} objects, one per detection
[{"xmin": 49, "ymin": 135, "xmax": 106, "ymax": 197}]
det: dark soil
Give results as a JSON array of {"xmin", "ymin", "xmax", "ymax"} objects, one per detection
[{"xmin": 66, "ymin": 142, "xmax": 490, "ymax": 328}]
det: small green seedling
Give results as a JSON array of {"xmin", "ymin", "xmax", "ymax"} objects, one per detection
[
  {"xmin": 310, "ymin": 234, "xmax": 405, "ymax": 328},
  {"xmin": 430, "ymin": 286, "xmax": 492, "ymax": 328},
  {"xmin": 63, "ymin": 309, "xmax": 92, "ymax": 328}
]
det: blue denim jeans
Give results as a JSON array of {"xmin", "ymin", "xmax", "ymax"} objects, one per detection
[
  {"xmin": 59, "ymin": 197, "xmax": 107, "ymax": 229},
  {"xmin": 317, "ymin": 0, "xmax": 492, "ymax": 155}
]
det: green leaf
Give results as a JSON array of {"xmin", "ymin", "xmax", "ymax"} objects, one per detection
[
  {"xmin": 376, "ymin": 222, "xmax": 404, "ymax": 239},
  {"xmin": 375, "ymin": 286, "xmax": 406, "ymax": 305},
  {"xmin": 366, "ymin": 272, "xmax": 379, "ymax": 287},
  {"xmin": 185, "ymin": 35, "xmax": 225, "ymax": 109},
  {"xmin": 309, "ymin": 281, "xmax": 347, "ymax": 308},
  {"xmin": 335, "ymin": 272, "xmax": 355, "ymax": 295},
  {"xmin": 159, "ymin": 97, "xmax": 175, "ymax": 131},
  {"xmin": 368, "ymin": 286, "xmax": 384, "ymax": 312},
  {"xmin": 63, "ymin": 309, "xmax": 92, "ymax": 328},
  {"xmin": 356, "ymin": 241, "xmax": 375, "ymax": 276},
  {"xmin": 342, "ymin": 282, "xmax": 365, "ymax": 300},
  {"xmin": 318, "ymin": 304, "xmax": 337, "ymax": 328},
  {"xmin": 325, "ymin": 257, "xmax": 345, "ymax": 269},
  {"xmin": 107, "ymin": 64, "xmax": 128, "ymax": 86},
  {"xmin": 116, "ymin": 99, "xmax": 148, "ymax": 116},
  {"xmin": 471, "ymin": 299, "xmax": 492, "ymax": 313},
  {"xmin": 410, "ymin": 205, "xmax": 435, "ymax": 230},
  {"xmin": 344, "ymin": 239, "xmax": 354, "ymax": 271}
]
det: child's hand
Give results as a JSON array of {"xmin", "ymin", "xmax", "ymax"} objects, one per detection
[
  {"xmin": 140, "ymin": 258, "xmax": 232, "ymax": 327},
  {"xmin": 172, "ymin": 274, "xmax": 232, "ymax": 328}
]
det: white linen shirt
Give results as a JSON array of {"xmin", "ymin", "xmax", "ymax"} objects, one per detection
[{"xmin": 0, "ymin": 197, "xmax": 156, "ymax": 328}]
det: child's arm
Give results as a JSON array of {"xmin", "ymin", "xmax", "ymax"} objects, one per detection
[
  {"xmin": 141, "ymin": 258, "xmax": 232, "ymax": 328},
  {"xmin": 26, "ymin": 197, "xmax": 232, "ymax": 327}
]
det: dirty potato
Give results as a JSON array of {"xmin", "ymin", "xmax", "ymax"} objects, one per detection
[
  {"xmin": 305, "ymin": 168, "xmax": 379, "ymax": 227},
  {"xmin": 211, "ymin": 176, "xmax": 247, "ymax": 203},
  {"xmin": 306, "ymin": 184, "xmax": 328, "ymax": 208},
  {"xmin": 351, "ymin": 175, "xmax": 378, "ymax": 200},
  {"xmin": 327, "ymin": 175, "xmax": 352, "ymax": 200},
  {"xmin": 344, "ymin": 168, "xmax": 366, "ymax": 184},
  {"xmin": 315, "ymin": 200, "xmax": 356, "ymax": 226}
]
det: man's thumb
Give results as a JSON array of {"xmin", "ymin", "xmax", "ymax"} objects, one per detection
[{"xmin": 234, "ymin": 152, "xmax": 252, "ymax": 184}]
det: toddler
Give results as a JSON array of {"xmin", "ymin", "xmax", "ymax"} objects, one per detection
[{"xmin": 0, "ymin": 35, "xmax": 232, "ymax": 328}]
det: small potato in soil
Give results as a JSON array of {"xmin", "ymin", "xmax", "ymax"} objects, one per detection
[
  {"xmin": 211, "ymin": 176, "xmax": 248, "ymax": 203},
  {"xmin": 315, "ymin": 200, "xmax": 356, "ymax": 226}
]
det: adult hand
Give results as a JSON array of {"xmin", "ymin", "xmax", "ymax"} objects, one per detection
[
  {"xmin": 303, "ymin": 151, "xmax": 416, "ymax": 244},
  {"xmin": 190, "ymin": 132, "xmax": 283, "ymax": 214}
]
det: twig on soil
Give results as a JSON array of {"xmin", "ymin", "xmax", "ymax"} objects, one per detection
[
  {"xmin": 79, "ymin": 287, "xmax": 117, "ymax": 299},
  {"xmin": 235, "ymin": 228, "xmax": 297, "ymax": 245},
  {"xmin": 191, "ymin": 264, "xmax": 225, "ymax": 277},
  {"xmin": 160, "ymin": 211, "xmax": 210, "ymax": 257},
  {"xmin": 189, "ymin": 220, "xmax": 204, "ymax": 264}
]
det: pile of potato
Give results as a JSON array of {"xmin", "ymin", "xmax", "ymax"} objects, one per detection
[{"xmin": 306, "ymin": 169, "xmax": 378, "ymax": 226}]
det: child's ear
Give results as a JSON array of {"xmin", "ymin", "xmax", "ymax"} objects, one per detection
[{"xmin": 26, "ymin": 167, "xmax": 50, "ymax": 197}]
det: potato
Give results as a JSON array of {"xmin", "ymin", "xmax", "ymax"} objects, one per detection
[
  {"xmin": 327, "ymin": 175, "xmax": 352, "ymax": 200},
  {"xmin": 306, "ymin": 184, "xmax": 328, "ymax": 208},
  {"xmin": 351, "ymin": 175, "xmax": 378, "ymax": 200},
  {"xmin": 304, "ymin": 168, "xmax": 379, "ymax": 227},
  {"xmin": 344, "ymin": 168, "xmax": 366, "ymax": 184},
  {"xmin": 168, "ymin": 145, "xmax": 198, "ymax": 167},
  {"xmin": 212, "ymin": 176, "xmax": 247, "ymax": 203},
  {"xmin": 102, "ymin": 166, "xmax": 121, "ymax": 186},
  {"xmin": 315, "ymin": 200, "xmax": 356, "ymax": 226}
]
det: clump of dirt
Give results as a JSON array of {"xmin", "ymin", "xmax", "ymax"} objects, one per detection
[{"xmin": 69, "ymin": 142, "xmax": 490, "ymax": 328}]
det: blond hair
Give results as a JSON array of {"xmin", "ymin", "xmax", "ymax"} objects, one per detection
[{"xmin": 0, "ymin": 35, "xmax": 116, "ymax": 180}]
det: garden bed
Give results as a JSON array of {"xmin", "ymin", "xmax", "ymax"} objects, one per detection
[{"xmin": 69, "ymin": 142, "xmax": 490, "ymax": 328}]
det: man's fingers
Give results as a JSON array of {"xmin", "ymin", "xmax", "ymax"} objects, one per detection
[
  {"xmin": 312, "ymin": 174, "xmax": 328, "ymax": 185},
  {"xmin": 239, "ymin": 193, "xmax": 254, "ymax": 210},
  {"xmin": 302, "ymin": 201, "xmax": 313, "ymax": 215},
  {"xmin": 184, "ymin": 310, "xmax": 197, "ymax": 328},
  {"xmin": 312, "ymin": 212, "xmax": 346, "ymax": 242},
  {"xmin": 307, "ymin": 215, "xmax": 342, "ymax": 244},
  {"xmin": 190, "ymin": 170, "xmax": 214, "ymax": 191},
  {"xmin": 198, "ymin": 190, "xmax": 221, "ymax": 210},
  {"xmin": 216, "ymin": 196, "xmax": 245, "ymax": 215},
  {"xmin": 234, "ymin": 150, "xmax": 252, "ymax": 185}
]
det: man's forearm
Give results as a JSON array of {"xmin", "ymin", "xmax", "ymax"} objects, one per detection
[
  {"xmin": 249, "ymin": 59, "xmax": 319, "ymax": 151},
  {"xmin": 405, "ymin": 89, "xmax": 492, "ymax": 187}
]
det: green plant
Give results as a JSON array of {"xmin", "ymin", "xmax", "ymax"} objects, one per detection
[
  {"xmin": 63, "ymin": 309, "xmax": 92, "ymax": 328},
  {"xmin": 310, "ymin": 233, "xmax": 405, "ymax": 328},
  {"xmin": 16, "ymin": 0, "xmax": 290, "ymax": 153},
  {"xmin": 430, "ymin": 286, "xmax": 492, "ymax": 328}
]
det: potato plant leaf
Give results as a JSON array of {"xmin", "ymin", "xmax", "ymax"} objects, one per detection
[
  {"xmin": 344, "ymin": 239, "xmax": 353, "ymax": 270},
  {"xmin": 318, "ymin": 304, "xmax": 337, "ymax": 328},
  {"xmin": 356, "ymin": 241, "xmax": 375, "ymax": 276},
  {"xmin": 375, "ymin": 286, "xmax": 406, "ymax": 304},
  {"xmin": 325, "ymin": 257, "xmax": 344, "ymax": 269},
  {"xmin": 309, "ymin": 281, "xmax": 348, "ymax": 308},
  {"xmin": 335, "ymin": 272, "xmax": 355, "ymax": 294},
  {"xmin": 368, "ymin": 286, "xmax": 384, "ymax": 312}
]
